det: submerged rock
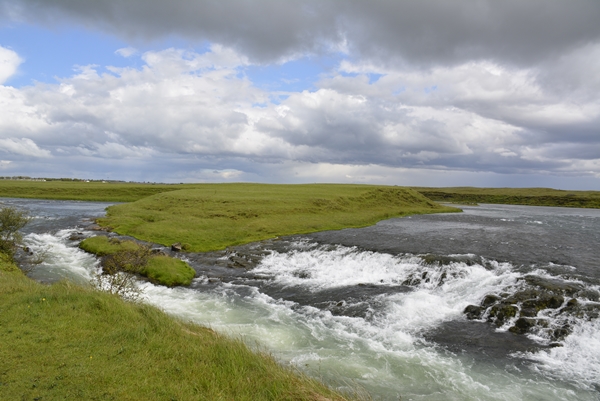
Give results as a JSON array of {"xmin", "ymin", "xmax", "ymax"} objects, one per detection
[{"xmin": 488, "ymin": 303, "xmax": 518, "ymax": 326}]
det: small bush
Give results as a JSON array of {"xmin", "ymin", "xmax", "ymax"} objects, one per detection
[{"xmin": 0, "ymin": 207, "xmax": 29, "ymax": 257}]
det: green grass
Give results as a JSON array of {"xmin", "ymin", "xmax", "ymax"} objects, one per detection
[
  {"xmin": 144, "ymin": 256, "xmax": 196, "ymax": 287},
  {"xmin": 0, "ymin": 265, "xmax": 353, "ymax": 401},
  {"xmin": 79, "ymin": 236, "xmax": 196, "ymax": 286},
  {"xmin": 97, "ymin": 184, "xmax": 459, "ymax": 252},
  {"xmin": 412, "ymin": 186, "xmax": 600, "ymax": 208},
  {"xmin": 0, "ymin": 180, "xmax": 191, "ymax": 202},
  {"xmin": 78, "ymin": 236, "xmax": 141, "ymax": 256},
  {"xmin": 0, "ymin": 250, "xmax": 19, "ymax": 273}
]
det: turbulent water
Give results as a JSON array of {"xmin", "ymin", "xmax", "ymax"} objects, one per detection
[{"xmin": 4, "ymin": 198, "xmax": 600, "ymax": 400}]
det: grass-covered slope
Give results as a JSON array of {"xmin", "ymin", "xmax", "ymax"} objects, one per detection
[
  {"xmin": 98, "ymin": 184, "xmax": 459, "ymax": 252},
  {"xmin": 413, "ymin": 186, "xmax": 600, "ymax": 208},
  {"xmin": 0, "ymin": 264, "xmax": 351, "ymax": 401}
]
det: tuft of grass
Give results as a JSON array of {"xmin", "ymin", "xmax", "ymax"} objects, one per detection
[
  {"xmin": 0, "ymin": 250, "xmax": 20, "ymax": 273},
  {"xmin": 79, "ymin": 236, "xmax": 195, "ymax": 286},
  {"xmin": 0, "ymin": 267, "xmax": 353, "ymax": 401},
  {"xmin": 412, "ymin": 186, "xmax": 600, "ymax": 209},
  {"xmin": 144, "ymin": 255, "xmax": 196, "ymax": 287},
  {"xmin": 96, "ymin": 184, "xmax": 459, "ymax": 252}
]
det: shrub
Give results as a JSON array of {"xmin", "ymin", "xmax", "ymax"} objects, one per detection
[{"xmin": 0, "ymin": 207, "xmax": 29, "ymax": 257}]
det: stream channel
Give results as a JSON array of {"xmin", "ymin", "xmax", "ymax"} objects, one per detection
[{"xmin": 4, "ymin": 197, "xmax": 600, "ymax": 400}]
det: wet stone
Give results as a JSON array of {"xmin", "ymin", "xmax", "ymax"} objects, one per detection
[
  {"xmin": 509, "ymin": 317, "xmax": 537, "ymax": 334},
  {"xmin": 519, "ymin": 307, "xmax": 538, "ymax": 317},
  {"xmin": 482, "ymin": 294, "xmax": 500, "ymax": 307},
  {"xmin": 464, "ymin": 305, "xmax": 483, "ymax": 320},
  {"xmin": 488, "ymin": 303, "xmax": 518, "ymax": 326},
  {"xmin": 522, "ymin": 275, "xmax": 585, "ymax": 296}
]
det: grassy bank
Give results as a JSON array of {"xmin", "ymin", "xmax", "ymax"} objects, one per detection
[
  {"xmin": 79, "ymin": 236, "xmax": 196, "ymax": 287},
  {"xmin": 0, "ymin": 259, "xmax": 352, "ymax": 400},
  {"xmin": 412, "ymin": 187, "xmax": 600, "ymax": 208},
  {"xmin": 97, "ymin": 184, "xmax": 458, "ymax": 252}
]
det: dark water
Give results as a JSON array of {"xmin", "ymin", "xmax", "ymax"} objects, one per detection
[{"xmin": 5, "ymin": 198, "xmax": 600, "ymax": 400}]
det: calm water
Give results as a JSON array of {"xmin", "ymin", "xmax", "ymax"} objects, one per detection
[{"xmin": 4, "ymin": 198, "xmax": 600, "ymax": 400}]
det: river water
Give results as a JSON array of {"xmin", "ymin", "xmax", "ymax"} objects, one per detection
[{"xmin": 4, "ymin": 198, "xmax": 600, "ymax": 400}]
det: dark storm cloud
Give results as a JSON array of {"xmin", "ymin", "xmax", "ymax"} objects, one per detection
[{"xmin": 2, "ymin": 0, "xmax": 600, "ymax": 65}]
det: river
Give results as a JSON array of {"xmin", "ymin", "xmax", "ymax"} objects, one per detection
[{"xmin": 4, "ymin": 197, "xmax": 600, "ymax": 400}]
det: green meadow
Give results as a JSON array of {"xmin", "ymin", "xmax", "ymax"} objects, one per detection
[{"xmin": 97, "ymin": 183, "xmax": 458, "ymax": 252}]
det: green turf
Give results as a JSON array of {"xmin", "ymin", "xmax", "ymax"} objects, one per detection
[
  {"xmin": 78, "ymin": 236, "xmax": 141, "ymax": 256},
  {"xmin": 412, "ymin": 186, "xmax": 600, "ymax": 208},
  {"xmin": 97, "ymin": 183, "xmax": 459, "ymax": 252},
  {"xmin": 0, "ymin": 264, "xmax": 353, "ymax": 401},
  {"xmin": 144, "ymin": 255, "xmax": 196, "ymax": 287},
  {"xmin": 79, "ymin": 236, "xmax": 196, "ymax": 286}
]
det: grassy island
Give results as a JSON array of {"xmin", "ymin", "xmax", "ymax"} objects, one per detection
[
  {"xmin": 79, "ymin": 236, "xmax": 196, "ymax": 287},
  {"xmin": 97, "ymin": 184, "xmax": 458, "ymax": 252}
]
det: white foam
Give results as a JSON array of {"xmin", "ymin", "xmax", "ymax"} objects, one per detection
[
  {"xmin": 24, "ymin": 230, "xmax": 98, "ymax": 282},
  {"xmin": 523, "ymin": 313, "xmax": 600, "ymax": 391}
]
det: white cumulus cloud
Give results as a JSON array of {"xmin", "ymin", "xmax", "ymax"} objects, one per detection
[{"xmin": 0, "ymin": 45, "xmax": 22, "ymax": 84}]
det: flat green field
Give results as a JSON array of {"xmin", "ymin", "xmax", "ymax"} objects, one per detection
[
  {"xmin": 97, "ymin": 183, "xmax": 458, "ymax": 252},
  {"xmin": 0, "ymin": 180, "xmax": 189, "ymax": 202},
  {"xmin": 412, "ymin": 186, "xmax": 600, "ymax": 208}
]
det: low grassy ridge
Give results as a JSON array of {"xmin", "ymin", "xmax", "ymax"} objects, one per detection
[
  {"xmin": 79, "ymin": 236, "xmax": 196, "ymax": 287},
  {"xmin": 412, "ymin": 186, "xmax": 600, "ymax": 208},
  {"xmin": 0, "ymin": 180, "xmax": 191, "ymax": 202},
  {"xmin": 97, "ymin": 184, "xmax": 459, "ymax": 252},
  {"xmin": 0, "ymin": 263, "xmax": 352, "ymax": 401}
]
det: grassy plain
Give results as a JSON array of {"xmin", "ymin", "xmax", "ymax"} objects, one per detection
[
  {"xmin": 97, "ymin": 184, "xmax": 458, "ymax": 252},
  {"xmin": 412, "ymin": 186, "xmax": 600, "ymax": 208},
  {"xmin": 0, "ymin": 180, "xmax": 187, "ymax": 202},
  {"xmin": 0, "ymin": 263, "xmax": 352, "ymax": 401}
]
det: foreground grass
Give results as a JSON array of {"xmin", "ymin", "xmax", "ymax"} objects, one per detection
[
  {"xmin": 97, "ymin": 184, "xmax": 458, "ymax": 252},
  {"xmin": 412, "ymin": 186, "xmax": 600, "ymax": 208},
  {"xmin": 0, "ymin": 264, "xmax": 352, "ymax": 401},
  {"xmin": 79, "ymin": 236, "xmax": 196, "ymax": 286}
]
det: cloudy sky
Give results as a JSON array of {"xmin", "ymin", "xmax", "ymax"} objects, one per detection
[{"xmin": 1, "ymin": 0, "xmax": 599, "ymax": 189}]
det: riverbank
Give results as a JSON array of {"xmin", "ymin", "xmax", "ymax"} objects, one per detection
[
  {"xmin": 412, "ymin": 186, "xmax": 600, "ymax": 208},
  {"xmin": 0, "ymin": 254, "xmax": 354, "ymax": 400}
]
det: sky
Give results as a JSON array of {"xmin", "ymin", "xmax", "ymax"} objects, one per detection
[{"xmin": 0, "ymin": 0, "xmax": 599, "ymax": 189}]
